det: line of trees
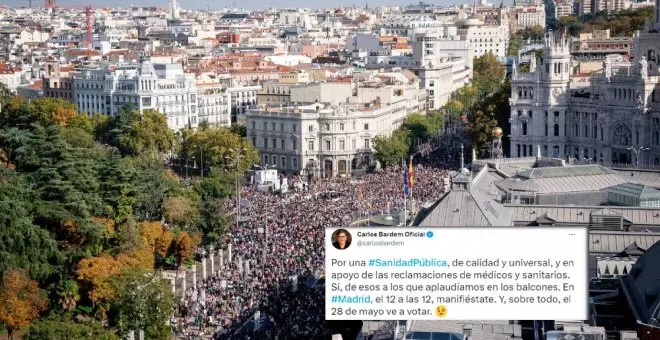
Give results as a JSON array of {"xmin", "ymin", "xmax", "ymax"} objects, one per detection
[
  {"xmin": 557, "ymin": 7, "xmax": 654, "ymax": 37},
  {"xmin": 373, "ymin": 52, "xmax": 510, "ymax": 167},
  {"xmin": 0, "ymin": 91, "xmax": 258, "ymax": 339}
]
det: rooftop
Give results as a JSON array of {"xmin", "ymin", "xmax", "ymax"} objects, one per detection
[{"xmin": 607, "ymin": 183, "xmax": 660, "ymax": 201}]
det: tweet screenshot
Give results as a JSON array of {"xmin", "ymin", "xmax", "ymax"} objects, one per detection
[{"xmin": 325, "ymin": 227, "xmax": 588, "ymax": 320}]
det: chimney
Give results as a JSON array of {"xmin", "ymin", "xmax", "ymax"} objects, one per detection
[{"xmin": 460, "ymin": 144, "xmax": 465, "ymax": 170}]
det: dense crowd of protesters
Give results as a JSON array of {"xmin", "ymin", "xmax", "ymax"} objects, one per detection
[{"xmin": 175, "ymin": 150, "xmax": 457, "ymax": 339}]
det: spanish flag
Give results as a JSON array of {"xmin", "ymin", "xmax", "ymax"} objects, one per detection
[{"xmin": 408, "ymin": 156, "xmax": 414, "ymax": 190}]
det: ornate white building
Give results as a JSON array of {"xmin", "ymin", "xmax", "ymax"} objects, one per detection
[
  {"xmin": 246, "ymin": 101, "xmax": 410, "ymax": 178},
  {"xmin": 509, "ymin": 24, "xmax": 660, "ymax": 165},
  {"xmin": 72, "ymin": 58, "xmax": 198, "ymax": 130}
]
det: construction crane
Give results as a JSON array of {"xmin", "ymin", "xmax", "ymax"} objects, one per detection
[
  {"xmin": 85, "ymin": 5, "xmax": 93, "ymax": 49},
  {"xmin": 51, "ymin": 4, "xmax": 95, "ymax": 49}
]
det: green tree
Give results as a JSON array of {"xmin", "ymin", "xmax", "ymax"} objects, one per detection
[
  {"xmin": 0, "ymin": 169, "xmax": 61, "ymax": 280},
  {"xmin": 373, "ymin": 129, "xmax": 410, "ymax": 168},
  {"xmin": 25, "ymin": 316, "xmax": 119, "ymax": 340},
  {"xmin": 108, "ymin": 268, "xmax": 173, "ymax": 339},
  {"xmin": 0, "ymin": 82, "xmax": 12, "ymax": 110},
  {"xmin": 473, "ymin": 52, "xmax": 505, "ymax": 96},
  {"xmin": 121, "ymin": 109, "xmax": 176, "ymax": 159},
  {"xmin": 54, "ymin": 279, "xmax": 80, "ymax": 312},
  {"xmin": 229, "ymin": 124, "xmax": 247, "ymax": 137},
  {"xmin": 183, "ymin": 126, "xmax": 259, "ymax": 174},
  {"xmin": 466, "ymin": 80, "xmax": 512, "ymax": 156},
  {"xmin": 26, "ymin": 98, "xmax": 79, "ymax": 127},
  {"xmin": 194, "ymin": 172, "xmax": 234, "ymax": 245},
  {"xmin": 402, "ymin": 112, "xmax": 443, "ymax": 144}
]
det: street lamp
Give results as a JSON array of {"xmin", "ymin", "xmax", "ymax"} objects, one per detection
[
  {"xmin": 627, "ymin": 146, "xmax": 650, "ymax": 168},
  {"xmin": 199, "ymin": 146, "xmax": 204, "ymax": 179},
  {"xmin": 185, "ymin": 156, "xmax": 195, "ymax": 179},
  {"xmin": 225, "ymin": 147, "xmax": 246, "ymax": 227}
]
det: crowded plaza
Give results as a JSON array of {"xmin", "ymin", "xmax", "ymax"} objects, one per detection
[{"xmin": 174, "ymin": 152, "xmax": 455, "ymax": 339}]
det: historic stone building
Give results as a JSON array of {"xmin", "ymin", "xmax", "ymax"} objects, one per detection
[{"xmin": 509, "ymin": 24, "xmax": 660, "ymax": 165}]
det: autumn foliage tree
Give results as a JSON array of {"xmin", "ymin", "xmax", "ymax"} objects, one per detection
[
  {"xmin": 27, "ymin": 98, "xmax": 79, "ymax": 127},
  {"xmin": 174, "ymin": 232, "xmax": 195, "ymax": 271},
  {"xmin": 0, "ymin": 269, "xmax": 48, "ymax": 339}
]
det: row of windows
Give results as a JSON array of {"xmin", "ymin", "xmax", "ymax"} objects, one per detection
[
  {"xmin": 261, "ymin": 154, "xmax": 298, "ymax": 169},
  {"xmin": 252, "ymin": 121, "xmax": 298, "ymax": 132},
  {"xmin": 255, "ymin": 136, "xmax": 373, "ymax": 152},
  {"xmin": 612, "ymin": 88, "xmax": 635, "ymax": 101},
  {"xmin": 250, "ymin": 121, "xmax": 372, "ymax": 133},
  {"xmin": 517, "ymin": 87, "xmax": 534, "ymax": 99}
]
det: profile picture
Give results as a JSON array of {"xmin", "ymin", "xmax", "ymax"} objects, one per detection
[{"xmin": 331, "ymin": 229, "xmax": 352, "ymax": 250}]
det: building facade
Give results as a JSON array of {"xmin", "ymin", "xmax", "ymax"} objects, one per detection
[
  {"xmin": 514, "ymin": 6, "xmax": 546, "ymax": 31},
  {"xmin": 509, "ymin": 29, "xmax": 660, "ymax": 165},
  {"xmin": 412, "ymin": 28, "xmax": 472, "ymax": 110},
  {"xmin": 246, "ymin": 101, "xmax": 410, "ymax": 177},
  {"xmin": 72, "ymin": 59, "xmax": 198, "ymax": 130},
  {"xmin": 196, "ymin": 82, "xmax": 231, "ymax": 126}
]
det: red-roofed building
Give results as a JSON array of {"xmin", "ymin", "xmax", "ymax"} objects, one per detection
[{"xmin": 0, "ymin": 62, "xmax": 22, "ymax": 93}]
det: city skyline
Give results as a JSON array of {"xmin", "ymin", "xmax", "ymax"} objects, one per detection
[{"xmin": 0, "ymin": 0, "xmax": 509, "ymax": 10}]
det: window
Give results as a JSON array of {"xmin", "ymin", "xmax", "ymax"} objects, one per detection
[
  {"xmin": 293, "ymin": 125, "xmax": 297, "ymax": 132},
  {"xmin": 308, "ymin": 125, "xmax": 313, "ymax": 132},
  {"xmin": 340, "ymin": 123, "xmax": 344, "ymax": 131},
  {"xmin": 264, "ymin": 138, "xmax": 268, "ymax": 148},
  {"xmin": 325, "ymin": 140, "xmax": 331, "ymax": 150},
  {"xmin": 263, "ymin": 122, "xmax": 267, "ymax": 130},
  {"xmin": 272, "ymin": 138, "xmax": 277, "ymax": 149},
  {"xmin": 264, "ymin": 155, "xmax": 269, "ymax": 165},
  {"xmin": 544, "ymin": 124, "xmax": 548, "ymax": 136},
  {"xmin": 522, "ymin": 122, "xmax": 527, "ymax": 135},
  {"xmin": 364, "ymin": 123, "xmax": 369, "ymax": 130},
  {"xmin": 352, "ymin": 139, "xmax": 356, "ymax": 149},
  {"xmin": 281, "ymin": 157, "xmax": 286, "ymax": 168},
  {"xmin": 308, "ymin": 140, "xmax": 314, "ymax": 151},
  {"xmin": 364, "ymin": 138, "xmax": 370, "ymax": 149},
  {"xmin": 281, "ymin": 139, "xmax": 285, "ymax": 149},
  {"xmin": 339, "ymin": 140, "xmax": 345, "ymax": 150},
  {"xmin": 252, "ymin": 121, "xmax": 256, "ymax": 129},
  {"xmin": 293, "ymin": 157, "xmax": 298, "ymax": 169},
  {"xmin": 293, "ymin": 140, "xmax": 298, "ymax": 151},
  {"xmin": 429, "ymin": 80, "xmax": 434, "ymax": 87},
  {"xmin": 271, "ymin": 122, "xmax": 275, "ymax": 130},
  {"xmin": 554, "ymin": 124, "xmax": 559, "ymax": 136},
  {"xmin": 325, "ymin": 123, "xmax": 330, "ymax": 131},
  {"xmin": 280, "ymin": 123, "xmax": 284, "ymax": 131},
  {"xmin": 252, "ymin": 137, "xmax": 256, "ymax": 145}
]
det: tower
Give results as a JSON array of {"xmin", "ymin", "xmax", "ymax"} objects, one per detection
[
  {"xmin": 170, "ymin": 0, "xmax": 180, "ymax": 20},
  {"xmin": 44, "ymin": 0, "xmax": 55, "ymax": 8}
]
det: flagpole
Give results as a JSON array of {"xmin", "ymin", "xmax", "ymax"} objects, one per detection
[
  {"xmin": 409, "ymin": 155, "xmax": 413, "ymax": 226},
  {"xmin": 403, "ymin": 158, "xmax": 407, "ymax": 227}
]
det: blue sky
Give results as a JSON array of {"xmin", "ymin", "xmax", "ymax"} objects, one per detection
[{"xmin": 4, "ymin": 0, "xmax": 480, "ymax": 11}]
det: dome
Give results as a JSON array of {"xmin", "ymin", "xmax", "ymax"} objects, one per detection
[
  {"xmin": 463, "ymin": 13, "xmax": 484, "ymax": 27},
  {"xmin": 468, "ymin": 12, "xmax": 485, "ymax": 21}
]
